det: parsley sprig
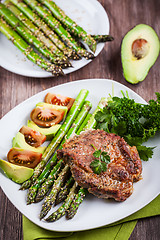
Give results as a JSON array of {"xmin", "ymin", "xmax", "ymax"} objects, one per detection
[
  {"xmin": 90, "ymin": 145, "xmax": 110, "ymax": 175},
  {"xmin": 95, "ymin": 91, "xmax": 160, "ymax": 161}
]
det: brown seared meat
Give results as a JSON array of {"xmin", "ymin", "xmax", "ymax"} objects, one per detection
[{"xmin": 57, "ymin": 129, "xmax": 142, "ymax": 202}]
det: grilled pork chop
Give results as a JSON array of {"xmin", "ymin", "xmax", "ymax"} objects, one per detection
[{"xmin": 57, "ymin": 129, "xmax": 142, "ymax": 201}]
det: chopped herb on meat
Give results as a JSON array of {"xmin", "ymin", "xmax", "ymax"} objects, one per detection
[{"xmin": 90, "ymin": 146, "xmax": 110, "ymax": 174}]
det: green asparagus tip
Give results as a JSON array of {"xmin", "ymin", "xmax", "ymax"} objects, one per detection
[
  {"xmin": 49, "ymin": 65, "xmax": 64, "ymax": 76},
  {"xmin": 45, "ymin": 215, "xmax": 55, "ymax": 222},
  {"xmin": 19, "ymin": 180, "xmax": 32, "ymax": 190},
  {"xmin": 84, "ymin": 51, "xmax": 95, "ymax": 60}
]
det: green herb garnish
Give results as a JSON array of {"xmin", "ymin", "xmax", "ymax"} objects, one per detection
[
  {"xmin": 90, "ymin": 145, "xmax": 110, "ymax": 174},
  {"xmin": 95, "ymin": 91, "xmax": 160, "ymax": 161}
]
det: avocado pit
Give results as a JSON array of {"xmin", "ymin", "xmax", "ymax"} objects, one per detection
[{"xmin": 132, "ymin": 38, "xmax": 150, "ymax": 60}]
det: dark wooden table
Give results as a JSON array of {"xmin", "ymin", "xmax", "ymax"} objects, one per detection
[{"xmin": 0, "ymin": 0, "xmax": 160, "ymax": 239}]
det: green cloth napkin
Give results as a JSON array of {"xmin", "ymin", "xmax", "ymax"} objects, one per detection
[{"xmin": 23, "ymin": 194, "xmax": 160, "ymax": 240}]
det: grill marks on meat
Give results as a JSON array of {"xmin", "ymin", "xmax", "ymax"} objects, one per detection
[{"xmin": 57, "ymin": 129, "xmax": 142, "ymax": 202}]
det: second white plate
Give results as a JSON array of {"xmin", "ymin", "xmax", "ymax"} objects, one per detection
[{"xmin": 0, "ymin": 0, "xmax": 109, "ymax": 77}]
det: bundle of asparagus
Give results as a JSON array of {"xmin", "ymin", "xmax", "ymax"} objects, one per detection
[
  {"xmin": 19, "ymin": 88, "xmax": 108, "ymax": 221},
  {"xmin": 0, "ymin": 1, "xmax": 114, "ymax": 75}
]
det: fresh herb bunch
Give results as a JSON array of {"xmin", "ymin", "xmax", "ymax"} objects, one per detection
[
  {"xmin": 95, "ymin": 92, "xmax": 160, "ymax": 161},
  {"xmin": 90, "ymin": 145, "xmax": 110, "ymax": 174}
]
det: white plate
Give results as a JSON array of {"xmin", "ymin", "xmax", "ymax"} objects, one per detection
[
  {"xmin": 0, "ymin": 0, "xmax": 109, "ymax": 77},
  {"xmin": 0, "ymin": 79, "xmax": 160, "ymax": 232}
]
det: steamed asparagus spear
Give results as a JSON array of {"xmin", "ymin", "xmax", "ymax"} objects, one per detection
[
  {"xmin": 4, "ymin": 0, "xmax": 71, "ymax": 68},
  {"xmin": 20, "ymin": 89, "xmax": 89, "ymax": 190},
  {"xmin": 0, "ymin": 3, "xmax": 64, "ymax": 71},
  {"xmin": 40, "ymin": 164, "xmax": 70, "ymax": 220},
  {"xmin": 45, "ymin": 182, "xmax": 78, "ymax": 222},
  {"xmin": 27, "ymin": 101, "xmax": 92, "ymax": 203},
  {"xmin": 23, "ymin": 0, "xmax": 94, "ymax": 59},
  {"xmin": 0, "ymin": 18, "xmax": 59, "ymax": 75},
  {"xmin": 38, "ymin": 0, "xmax": 97, "ymax": 53},
  {"xmin": 9, "ymin": 0, "xmax": 79, "ymax": 60}
]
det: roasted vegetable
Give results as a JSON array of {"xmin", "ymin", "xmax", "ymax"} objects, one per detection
[
  {"xmin": 9, "ymin": 0, "xmax": 78, "ymax": 59},
  {"xmin": 0, "ymin": 18, "xmax": 60, "ymax": 75},
  {"xmin": 38, "ymin": 0, "xmax": 97, "ymax": 52},
  {"xmin": 4, "ymin": 0, "xmax": 72, "ymax": 68},
  {"xmin": 23, "ymin": 0, "xmax": 95, "ymax": 59}
]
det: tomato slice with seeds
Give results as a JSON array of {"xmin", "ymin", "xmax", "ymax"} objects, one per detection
[
  {"xmin": 19, "ymin": 126, "xmax": 46, "ymax": 148},
  {"xmin": 44, "ymin": 93, "xmax": 75, "ymax": 110},
  {"xmin": 30, "ymin": 106, "xmax": 64, "ymax": 127},
  {"xmin": 7, "ymin": 147, "xmax": 42, "ymax": 169}
]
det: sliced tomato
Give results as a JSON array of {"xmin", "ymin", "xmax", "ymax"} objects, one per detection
[
  {"xmin": 44, "ymin": 93, "xmax": 75, "ymax": 110},
  {"xmin": 30, "ymin": 106, "xmax": 64, "ymax": 127},
  {"xmin": 7, "ymin": 147, "xmax": 42, "ymax": 169},
  {"xmin": 19, "ymin": 126, "xmax": 46, "ymax": 148}
]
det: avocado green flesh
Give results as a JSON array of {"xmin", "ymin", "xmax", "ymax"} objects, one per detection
[
  {"xmin": 121, "ymin": 24, "xmax": 160, "ymax": 84},
  {"xmin": 0, "ymin": 159, "xmax": 33, "ymax": 184},
  {"xmin": 27, "ymin": 120, "xmax": 61, "ymax": 140},
  {"xmin": 12, "ymin": 132, "xmax": 46, "ymax": 153}
]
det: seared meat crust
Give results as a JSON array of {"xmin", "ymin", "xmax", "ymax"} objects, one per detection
[{"xmin": 57, "ymin": 129, "xmax": 142, "ymax": 201}]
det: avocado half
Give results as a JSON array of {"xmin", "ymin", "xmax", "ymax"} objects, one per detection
[
  {"xmin": 12, "ymin": 132, "xmax": 46, "ymax": 153},
  {"xmin": 0, "ymin": 159, "xmax": 33, "ymax": 184},
  {"xmin": 121, "ymin": 24, "xmax": 160, "ymax": 84},
  {"xmin": 27, "ymin": 120, "xmax": 61, "ymax": 140}
]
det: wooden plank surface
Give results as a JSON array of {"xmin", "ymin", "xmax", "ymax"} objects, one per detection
[{"xmin": 0, "ymin": 0, "xmax": 160, "ymax": 239}]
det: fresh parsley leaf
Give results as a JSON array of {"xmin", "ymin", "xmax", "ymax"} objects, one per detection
[
  {"xmin": 90, "ymin": 148, "xmax": 110, "ymax": 174},
  {"xmin": 90, "ymin": 159, "xmax": 107, "ymax": 175},
  {"xmin": 93, "ymin": 150, "xmax": 101, "ymax": 158},
  {"xmin": 95, "ymin": 92, "xmax": 160, "ymax": 161},
  {"xmin": 136, "ymin": 146, "xmax": 155, "ymax": 161},
  {"xmin": 100, "ymin": 152, "xmax": 110, "ymax": 163}
]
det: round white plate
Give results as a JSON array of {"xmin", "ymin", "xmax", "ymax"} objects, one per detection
[
  {"xmin": 0, "ymin": 79, "xmax": 160, "ymax": 232},
  {"xmin": 0, "ymin": 0, "xmax": 109, "ymax": 77}
]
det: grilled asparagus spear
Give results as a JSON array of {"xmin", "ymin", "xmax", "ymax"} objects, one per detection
[
  {"xmin": 0, "ymin": 3, "xmax": 64, "ymax": 71},
  {"xmin": 9, "ymin": 0, "xmax": 78, "ymax": 59},
  {"xmin": 40, "ymin": 164, "xmax": 70, "ymax": 220},
  {"xmin": 92, "ymin": 34, "xmax": 114, "ymax": 43},
  {"xmin": 66, "ymin": 187, "xmax": 87, "ymax": 219},
  {"xmin": 23, "ymin": 0, "xmax": 94, "ymax": 59},
  {"xmin": 76, "ymin": 113, "xmax": 92, "ymax": 135},
  {"xmin": 20, "ymin": 89, "xmax": 89, "ymax": 190},
  {"xmin": 40, "ymin": 97, "xmax": 108, "ymax": 220},
  {"xmin": 4, "ymin": 1, "xmax": 72, "ymax": 68},
  {"xmin": 38, "ymin": 0, "xmax": 97, "ymax": 53},
  {"xmin": 0, "ymin": 18, "xmax": 60, "ymax": 75},
  {"xmin": 27, "ymin": 159, "xmax": 64, "ymax": 204},
  {"xmin": 55, "ymin": 175, "xmax": 74, "ymax": 205},
  {"xmin": 27, "ymin": 101, "xmax": 92, "ymax": 203},
  {"xmin": 64, "ymin": 98, "xmax": 109, "ymax": 219},
  {"xmin": 45, "ymin": 182, "xmax": 78, "ymax": 222}
]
